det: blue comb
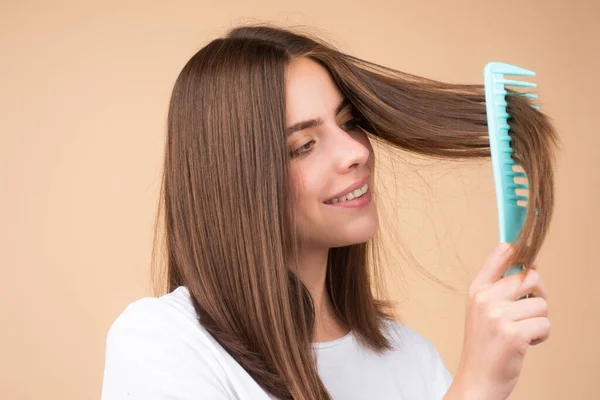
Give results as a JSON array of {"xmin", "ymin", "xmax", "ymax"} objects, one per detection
[{"xmin": 483, "ymin": 62, "xmax": 538, "ymax": 280}]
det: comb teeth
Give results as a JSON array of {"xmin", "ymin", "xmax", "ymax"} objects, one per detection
[
  {"xmin": 497, "ymin": 79, "xmax": 537, "ymax": 88},
  {"xmin": 509, "ymin": 171, "xmax": 528, "ymax": 179},
  {"xmin": 487, "ymin": 63, "xmax": 536, "ymax": 77},
  {"xmin": 484, "ymin": 62, "xmax": 539, "ymax": 245}
]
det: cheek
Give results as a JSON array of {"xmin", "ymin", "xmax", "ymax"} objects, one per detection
[
  {"xmin": 289, "ymin": 166, "xmax": 307, "ymax": 206},
  {"xmin": 289, "ymin": 165, "xmax": 321, "ymax": 210}
]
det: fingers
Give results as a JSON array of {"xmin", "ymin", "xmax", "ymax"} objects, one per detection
[
  {"xmin": 515, "ymin": 268, "xmax": 547, "ymax": 300},
  {"xmin": 499, "ymin": 297, "xmax": 549, "ymax": 321},
  {"xmin": 515, "ymin": 317, "xmax": 552, "ymax": 346},
  {"xmin": 530, "ymin": 258, "xmax": 538, "ymax": 270},
  {"xmin": 484, "ymin": 268, "xmax": 548, "ymax": 301},
  {"xmin": 471, "ymin": 242, "xmax": 515, "ymax": 290}
]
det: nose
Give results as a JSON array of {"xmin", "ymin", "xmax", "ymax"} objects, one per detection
[{"xmin": 331, "ymin": 128, "xmax": 370, "ymax": 173}]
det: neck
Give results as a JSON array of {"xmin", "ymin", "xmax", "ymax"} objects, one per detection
[{"xmin": 293, "ymin": 244, "xmax": 349, "ymax": 343}]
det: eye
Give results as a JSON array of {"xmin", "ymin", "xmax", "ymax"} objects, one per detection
[
  {"xmin": 292, "ymin": 140, "xmax": 315, "ymax": 157},
  {"xmin": 341, "ymin": 117, "xmax": 364, "ymax": 131}
]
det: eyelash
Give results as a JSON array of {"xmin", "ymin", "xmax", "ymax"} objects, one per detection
[{"xmin": 291, "ymin": 118, "xmax": 364, "ymax": 157}]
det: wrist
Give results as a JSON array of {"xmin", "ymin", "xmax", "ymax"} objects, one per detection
[{"xmin": 444, "ymin": 373, "xmax": 493, "ymax": 400}]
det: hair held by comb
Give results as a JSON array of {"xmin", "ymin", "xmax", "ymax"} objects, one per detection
[
  {"xmin": 152, "ymin": 23, "xmax": 560, "ymax": 400},
  {"xmin": 504, "ymin": 91, "xmax": 559, "ymax": 267}
]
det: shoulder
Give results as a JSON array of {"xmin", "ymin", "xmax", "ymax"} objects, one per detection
[
  {"xmin": 101, "ymin": 287, "xmax": 234, "ymax": 399},
  {"xmin": 383, "ymin": 318, "xmax": 440, "ymax": 353},
  {"xmin": 104, "ymin": 287, "xmax": 203, "ymax": 357},
  {"xmin": 106, "ymin": 287, "xmax": 198, "ymax": 338}
]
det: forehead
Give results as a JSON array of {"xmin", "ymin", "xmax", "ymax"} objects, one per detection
[{"xmin": 284, "ymin": 58, "xmax": 344, "ymax": 123}]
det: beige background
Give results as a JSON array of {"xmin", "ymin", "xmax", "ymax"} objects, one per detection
[{"xmin": 1, "ymin": 1, "xmax": 598, "ymax": 399}]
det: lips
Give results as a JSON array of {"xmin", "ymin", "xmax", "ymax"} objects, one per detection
[{"xmin": 324, "ymin": 176, "xmax": 369, "ymax": 203}]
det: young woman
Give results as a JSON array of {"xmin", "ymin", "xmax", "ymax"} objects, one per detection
[{"xmin": 101, "ymin": 24, "xmax": 557, "ymax": 400}]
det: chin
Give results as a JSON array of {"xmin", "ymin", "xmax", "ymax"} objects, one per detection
[{"xmin": 328, "ymin": 216, "xmax": 380, "ymax": 248}]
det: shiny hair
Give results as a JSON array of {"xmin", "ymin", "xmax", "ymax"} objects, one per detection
[{"xmin": 151, "ymin": 23, "xmax": 559, "ymax": 399}]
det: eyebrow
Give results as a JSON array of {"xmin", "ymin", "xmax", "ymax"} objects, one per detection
[{"xmin": 285, "ymin": 97, "xmax": 351, "ymax": 136}]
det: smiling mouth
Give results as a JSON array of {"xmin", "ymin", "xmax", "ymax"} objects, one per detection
[{"xmin": 324, "ymin": 183, "xmax": 369, "ymax": 204}]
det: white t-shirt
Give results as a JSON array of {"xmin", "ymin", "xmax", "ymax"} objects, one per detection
[{"xmin": 101, "ymin": 286, "xmax": 453, "ymax": 400}]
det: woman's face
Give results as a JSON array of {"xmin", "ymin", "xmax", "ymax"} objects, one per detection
[{"xmin": 285, "ymin": 57, "xmax": 379, "ymax": 249}]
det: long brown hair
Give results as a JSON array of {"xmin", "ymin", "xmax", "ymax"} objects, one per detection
[{"xmin": 151, "ymin": 23, "xmax": 559, "ymax": 399}]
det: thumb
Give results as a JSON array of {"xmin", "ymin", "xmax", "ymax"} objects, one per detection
[{"xmin": 471, "ymin": 242, "xmax": 515, "ymax": 289}]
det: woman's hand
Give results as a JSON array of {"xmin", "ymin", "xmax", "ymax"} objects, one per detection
[{"xmin": 453, "ymin": 242, "xmax": 551, "ymax": 400}]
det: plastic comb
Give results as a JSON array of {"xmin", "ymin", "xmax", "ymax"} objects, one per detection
[{"xmin": 483, "ymin": 62, "xmax": 538, "ymax": 280}]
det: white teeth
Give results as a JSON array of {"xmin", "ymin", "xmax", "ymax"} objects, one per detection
[{"xmin": 325, "ymin": 183, "xmax": 368, "ymax": 204}]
